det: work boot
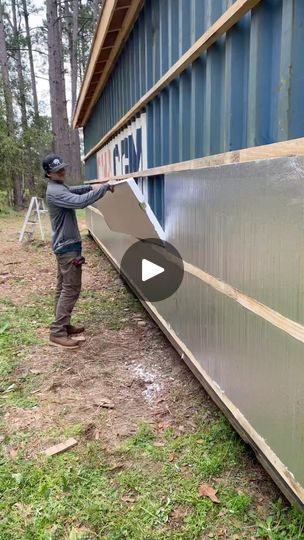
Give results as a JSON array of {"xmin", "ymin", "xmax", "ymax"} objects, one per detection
[
  {"xmin": 67, "ymin": 324, "xmax": 85, "ymax": 335},
  {"xmin": 70, "ymin": 334, "xmax": 86, "ymax": 343},
  {"xmin": 50, "ymin": 335, "xmax": 80, "ymax": 349}
]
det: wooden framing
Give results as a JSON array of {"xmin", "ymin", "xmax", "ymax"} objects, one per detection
[
  {"xmin": 83, "ymin": 0, "xmax": 262, "ymax": 159},
  {"xmin": 86, "ymin": 137, "xmax": 304, "ymax": 184},
  {"xmin": 73, "ymin": 0, "xmax": 143, "ymax": 128}
]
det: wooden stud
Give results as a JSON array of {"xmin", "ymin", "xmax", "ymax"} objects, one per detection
[
  {"xmin": 116, "ymin": 2, "xmax": 132, "ymax": 9},
  {"xmin": 107, "ymin": 27, "xmax": 124, "ymax": 33}
]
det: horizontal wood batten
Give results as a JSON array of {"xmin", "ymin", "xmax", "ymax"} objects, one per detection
[{"xmin": 85, "ymin": 137, "xmax": 304, "ymax": 184}]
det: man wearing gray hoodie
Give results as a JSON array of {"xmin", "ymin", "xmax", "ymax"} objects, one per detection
[{"xmin": 44, "ymin": 153, "xmax": 113, "ymax": 349}]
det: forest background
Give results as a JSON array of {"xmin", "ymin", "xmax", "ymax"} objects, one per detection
[{"xmin": 0, "ymin": 0, "xmax": 103, "ymax": 208}]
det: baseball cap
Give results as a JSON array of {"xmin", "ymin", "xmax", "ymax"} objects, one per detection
[{"xmin": 42, "ymin": 154, "xmax": 68, "ymax": 174}]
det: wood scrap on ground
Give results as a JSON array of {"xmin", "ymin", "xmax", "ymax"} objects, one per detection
[{"xmin": 44, "ymin": 438, "xmax": 78, "ymax": 457}]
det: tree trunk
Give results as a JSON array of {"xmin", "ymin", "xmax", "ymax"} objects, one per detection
[
  {"xmin": 78, "ymin": 0, "xmax": 87, "ymax": 81},
  {"xmin": 14, "ymin": 0, "xmax": 38, "ymax": 193},
  {"xmin": 11, "ymin": 0, "xmax": 28, "ymax": 130},
  {"xmin": 94, "ymin": 0, "xmax": 105, "ymax": 27},
  {"xmin": 71, "ymin": 0, "xmax": 78, "ymax": 111},
  {"xmin": 0, "ymin": 1, "xmax": 23, "ymax": 207},
  {"xmin": 70, "ymin": 0, "xmax": 82, "ymax": 180},
  {"xmin": 21, "ymin": 0, "xmax": 39, "ymax": 120},
  {"xmin": 0, "ymin": 3, "xmax": 14, "ymax": 133},
  {"xmin": 92, "ymin": 0, "xmax": 100, "ymax": 28},
  {"xmin": 80, "ymin": 25, "xmax": 86, "ymax": 80},
  {"xmin": 47, "ymin": 0, "xmax": 71, "ymax": 169}
]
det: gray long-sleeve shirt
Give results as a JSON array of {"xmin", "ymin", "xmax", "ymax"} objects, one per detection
[{"xmin": 46, "ymin": 180, "xmax": 108, "ymax": 254}]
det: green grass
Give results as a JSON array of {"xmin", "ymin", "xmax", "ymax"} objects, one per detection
[
  {"xmin": 0, "ymin": 193, "xmax": 16, "ymax": 216},
  {"xmin": 76, "ymin": 209, "xmax": 86, "ymax": 221},
  {"xmin": 0, "ymin": 205, "xmax": 15, "ymax": 217},
  {"xmin": 0, "ymin": 422, "xmax": 304, "ymax": 539},
  {"xmin": 76, "ymin": 289, "xmax": 142, "ymax": 331},
  {"xmin": 0, "ymin": 295, "xmax": 53, "ymax": 381}
]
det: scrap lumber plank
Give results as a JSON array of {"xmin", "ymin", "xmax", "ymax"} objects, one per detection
[{"xmin": 44, "ymin": 438, "xmax": 78, "ymax": 457}]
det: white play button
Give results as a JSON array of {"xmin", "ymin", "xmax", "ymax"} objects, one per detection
[
  {"xmin": 142, "ymin": 258, "xmax": 165, "ymax": 282},
  {"xmin": 121, "ymin": 239, "xmax": 184, "ymax": 302}
]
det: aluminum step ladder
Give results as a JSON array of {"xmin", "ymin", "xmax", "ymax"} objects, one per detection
[{"xmin": 19, "ymin": 197, "xmax": 48, "ymax": 242}]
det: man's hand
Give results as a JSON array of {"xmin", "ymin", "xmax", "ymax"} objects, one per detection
[{"xmin": 91, "ymin": 181, "xmax": 114, "ymax": 193}]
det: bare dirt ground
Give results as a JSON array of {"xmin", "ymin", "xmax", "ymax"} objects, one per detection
[{"xmin": 1, "ymin": 214, "xmax": 209, "ymax": 455}]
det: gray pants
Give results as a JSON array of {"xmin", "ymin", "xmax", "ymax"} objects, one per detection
[{"xmin": 50, "ymin": 251, "xmax": 82, "ymax": 337}]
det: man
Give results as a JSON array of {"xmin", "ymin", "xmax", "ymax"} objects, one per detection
[{"xmin": 43, "ymin": 153, "xmax": 113, "ymax": 349}]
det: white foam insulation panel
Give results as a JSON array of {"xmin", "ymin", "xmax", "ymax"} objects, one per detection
[{"xmin": 92, "ymin": 179, "xmax": 165, "ymax": 240}]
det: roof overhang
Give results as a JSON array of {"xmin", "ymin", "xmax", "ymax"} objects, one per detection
[{"xmin": 73, "ymin": 0, "xmax": 143, "ymax": 129}]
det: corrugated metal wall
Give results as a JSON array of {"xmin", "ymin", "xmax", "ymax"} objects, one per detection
[
  {"xmin": 84, "ymin": 0, "xmax": 304, "ymax": 179},
  {"xmin": 84, "ymin": 0, "xmax": 233, "ymax": 153},
  {"xmin": 85, "ymin": 155, "xmax": 97, "ymax": 181}
]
